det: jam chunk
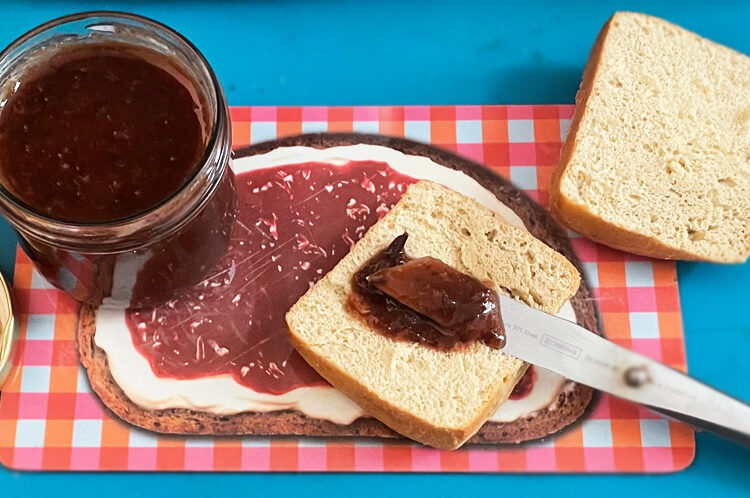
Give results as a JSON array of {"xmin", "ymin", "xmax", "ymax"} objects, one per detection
[{"xmin": 347, "ymin": 233, "xmax": 506, "ymax": 350}]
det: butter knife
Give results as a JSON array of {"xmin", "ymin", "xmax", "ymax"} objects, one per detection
[{"xmin": 498, "ymin": 294, "xmax": 750, "ymax": 446}]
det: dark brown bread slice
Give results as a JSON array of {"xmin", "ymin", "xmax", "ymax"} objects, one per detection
[{"xmin": 76, "ymin": 133, "xmax": 600, "ymax": 444}]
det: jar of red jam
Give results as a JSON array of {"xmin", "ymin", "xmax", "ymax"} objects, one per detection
[{"xmin": 0, "ymin": 12, "xmax": 237, "ymax": 307}]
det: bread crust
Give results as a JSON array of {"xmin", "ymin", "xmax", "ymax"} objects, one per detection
[
  {"xmin": 287, "ymin": 327, "xmax": 531, "ymax": 449},
  {"xmin": 549, "ymin": 13, "xmax": 744, "ymax": 263},
  {"xmin": 77, "ymin": 133, "xmax": 600, "ymax": 445}
]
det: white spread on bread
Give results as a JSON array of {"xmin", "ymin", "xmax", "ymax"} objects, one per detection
[{"xmin": 95, "ymin": 144, "xmax": 574, "ymax": 425}]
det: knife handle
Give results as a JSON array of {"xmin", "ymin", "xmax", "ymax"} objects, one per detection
[
  {"xmin": 497, "ymin": 293, "xmax": 750, "ymax": 448},
  {"xmin": 647, "ymin": 406, "xmax": 750, "ymax": 447},
  {"xmin": 620, "ymin": 361, "xmax": 750, "ymax": 448}
]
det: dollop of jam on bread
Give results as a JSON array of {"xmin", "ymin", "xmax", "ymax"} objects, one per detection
[{"xmin": 347, "ymin": 233, "xmax": 506, "ymax": 350}]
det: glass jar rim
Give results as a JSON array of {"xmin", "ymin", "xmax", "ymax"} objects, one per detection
[{"xmin": 0, "ymin": 11, "xmax": 229, "ymax": 249}]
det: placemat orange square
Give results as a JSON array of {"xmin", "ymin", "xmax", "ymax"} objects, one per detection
[{"xmin": 0, "ymin": 105, "xmax": 695, "ymax": 472}]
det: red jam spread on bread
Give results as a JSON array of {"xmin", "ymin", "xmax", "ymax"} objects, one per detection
[
  {"xmin": 347, "ymin": 233, "xmax": 506, "ymax": 350},
  {"xmin": 0, "ymin": 43, "xmax": 209, "ymax": 222},
  {"xmin": 126, "ymin": 160, "xmax": 416, "ymax": 394},
  {"xmin": 125, "ymin": 159, "xmax": 536, "ymax": 399},
  {"xmin": 509, "ymin": 365, "xmax": 536, "ymax": 399}
]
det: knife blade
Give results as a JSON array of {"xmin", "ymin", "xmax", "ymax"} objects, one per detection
[{"xmin": 498, "ymin": 294, "xmax": 750, "ymax": 446}]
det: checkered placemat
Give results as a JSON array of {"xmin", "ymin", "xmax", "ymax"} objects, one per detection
[{"xmin": 0, "ymin": 105, "xmax": 694, "ymax": 472}]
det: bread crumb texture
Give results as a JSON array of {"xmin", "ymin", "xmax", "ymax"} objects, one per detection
[
  {"xmin": 286, "ymin": 180, "xmax": 580, "ymax": 448},
  {"xmin": 556, "ymin": 12, "xmax": 750, "ymax": 262}
]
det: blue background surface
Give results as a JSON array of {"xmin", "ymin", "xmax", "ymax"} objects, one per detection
[{"xmin": 0, "ymin": 0, "xmax": 748, "ymax": 495}]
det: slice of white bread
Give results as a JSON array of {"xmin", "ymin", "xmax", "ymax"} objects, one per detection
[
  {"xmin": 286, "ymin": 180, "xmax": 580, "ymax": 449},
  {"xmin": 550, "ymin": 12, "xmax": 750, "ymax": 263}
]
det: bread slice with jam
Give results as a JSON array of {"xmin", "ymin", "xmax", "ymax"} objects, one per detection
[{"xmin": 286, "ymin": 180, "xmax": 580, "ymax": 449}]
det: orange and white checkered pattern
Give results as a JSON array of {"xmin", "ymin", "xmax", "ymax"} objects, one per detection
[{"xmin": 0, "ymin": 106, "xmax": 694, "ymax": 472}]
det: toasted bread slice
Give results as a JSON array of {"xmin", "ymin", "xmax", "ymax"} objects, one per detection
[
  {"xmin": 286, "ymin": 180, "xmax": 580, "ymax": 449},
  {"xmin": 550, "ymin": 12, "xmax": 750, "ymax": 263}
]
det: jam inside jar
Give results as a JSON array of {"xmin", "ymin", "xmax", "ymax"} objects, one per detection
[{"xmin": 0, "ymin": 12, "xmax": 236, "ymax": 307}]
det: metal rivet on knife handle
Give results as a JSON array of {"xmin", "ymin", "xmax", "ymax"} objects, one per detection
[{"xmin": 624, "ymin": 365, "xmax": 651, "ymax": 388}]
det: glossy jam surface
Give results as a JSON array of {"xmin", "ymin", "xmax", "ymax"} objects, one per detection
[
  {"xmin": 126, "ymin": 160, "xmax": 416, "ymax": 394},
  {"xmin": 347, "ymin": 233, "xmax": 505, "ymax": 350},
  {"xmin": 0, "ymin": 43, "xmax": 208, "ymax": 222},
  {"xmin": 509, "ymin": 365, "xmax": 537, "ymax": 400}
]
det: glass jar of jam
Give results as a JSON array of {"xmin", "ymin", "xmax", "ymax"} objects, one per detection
[{"xmin": 0, "ymin": 12, "xmax": 237, "ymax": 307}]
